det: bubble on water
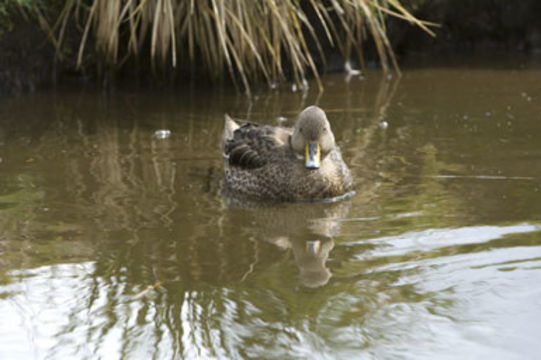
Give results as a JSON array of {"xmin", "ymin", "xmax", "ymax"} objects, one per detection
[
  {"xmin": 154, "ymin": 129, "xmax": 171, "ymax": 139},
  {"xmin": 485, "ymin": 111, "xmax": 492, "ymax": 117},
  {"xmin": 379, "ymin": 121, "xmax": 389, "ymax": 130}
]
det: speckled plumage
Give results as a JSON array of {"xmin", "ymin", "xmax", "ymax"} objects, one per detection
[{"xmin": 222, "ymin": 106, "xmax": 352, "ymax": 202}]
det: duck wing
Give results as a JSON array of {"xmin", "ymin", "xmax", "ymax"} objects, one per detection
[{"xmin": 224, "ymin": 123, "xmax": 285, "ymax": 169}]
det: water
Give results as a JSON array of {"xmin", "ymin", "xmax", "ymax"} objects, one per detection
[{"xmin": 1, "ymin": 67, "xmax": 541, "ymax": 359}]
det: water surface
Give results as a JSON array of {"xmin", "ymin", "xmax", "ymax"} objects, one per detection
[{"xmin": 1, "ymin": 67, "xmax": 541, "ymax": 359}]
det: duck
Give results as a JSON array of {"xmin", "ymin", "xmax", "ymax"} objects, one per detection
[{"xmin": 221, "ymin": 106, "xmax": 353, "ymax": 202}]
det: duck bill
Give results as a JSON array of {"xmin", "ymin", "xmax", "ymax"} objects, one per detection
[{"xmin": 305, "ymin": 142, "xmax": 321, "ymax": 170}]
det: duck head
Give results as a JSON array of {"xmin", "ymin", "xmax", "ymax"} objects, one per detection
[{"xmin": 291, "ymin": 106, "xmax": 336, "ymax": 170}]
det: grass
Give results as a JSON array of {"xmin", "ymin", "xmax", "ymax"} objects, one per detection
[{"xmin": 7, "ymin": 0, "xmax": 435, "ymax": 94}]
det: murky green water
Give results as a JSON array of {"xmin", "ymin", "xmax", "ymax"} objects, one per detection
[{"xmin": 1, "ymin": 67, "xmax": 541, "ymax": 359}]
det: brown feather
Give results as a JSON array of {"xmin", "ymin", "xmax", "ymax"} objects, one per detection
[{"xmin": 225, "ymin": 123, "xmax": 280, "ymax": 169}]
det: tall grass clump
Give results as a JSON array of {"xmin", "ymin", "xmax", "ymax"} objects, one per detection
[{"xmin": 13, "ymin": 0, "xmax": 435, "ymax": 93}]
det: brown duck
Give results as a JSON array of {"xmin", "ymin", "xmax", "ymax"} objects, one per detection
[{"xmin": 222, "ymin": 106, "xmax": 353, "ymax": 202}]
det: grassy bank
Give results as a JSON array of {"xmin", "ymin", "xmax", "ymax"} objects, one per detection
[{"xmin": 1, "ymin": 0, "xmax": 434, "ymax": 94}]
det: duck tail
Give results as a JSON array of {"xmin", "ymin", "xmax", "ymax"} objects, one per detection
[{"xmin": 222, "ymin": 114, "xmax": 239, "ymax": 151}]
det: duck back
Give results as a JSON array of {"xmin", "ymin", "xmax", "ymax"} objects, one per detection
[{"xmin": 222, "ymin": 115, "xmax": 352, "ymax": 202}]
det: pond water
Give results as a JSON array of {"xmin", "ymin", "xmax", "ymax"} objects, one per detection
[{"xmin": 1, "ymin": 67, "xmax": 541, "ymax": 359}]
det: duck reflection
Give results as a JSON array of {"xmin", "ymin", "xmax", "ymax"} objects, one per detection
[
  {"xmin": 223, "ymin": 198, "xmax": 351, "ymax": 288},
  {"xmin": 294, "ymin": 238, "xmax": 334, "ymax": 288}
]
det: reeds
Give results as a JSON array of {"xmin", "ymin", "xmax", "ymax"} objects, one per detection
[{"xmin": 21, "ymin": 0, "xmax": 435, "ymax": 93}]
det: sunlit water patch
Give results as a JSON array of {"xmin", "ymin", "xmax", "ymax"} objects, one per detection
[
  {"xmin": 1, "ymin": 223, "xmax": 541, "ymax": 359},
  {"xmin": 331, "ymin": 223, "xmax": 541, "ymax": 359}
]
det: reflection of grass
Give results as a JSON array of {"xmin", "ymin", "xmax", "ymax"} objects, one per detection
[
  {"xmin": 0, "ymin": 174, "xmax": 44, "ymax": 231},
  {"xmin": 0, "ymin": 175, "xmax": 43, "ymax": 205},
  {"xmin": 6, "ymin": 0, "xmax": 434, "ymax": 93},
  {"xmin": 0, "ymin": 174, "xmax": 43, "ymax": 275},
  {"xmin": 0, "ymin": 174, "xmax": 92, "ymax": 271}
]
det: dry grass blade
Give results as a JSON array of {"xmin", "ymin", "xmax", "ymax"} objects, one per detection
[
  {"xmin": 130, "ymin": 281, "xmax": 163, "ymax": 300},
  {"xmin": 386, "ymin": 0, "xmax": 438, "ymax": 36},
  {"xmin": 224, "ymin": 7, "xmax": 270, "ymax": 85},
  {"xmin": 53, "ymin": 0, "xmax": 75, "ymax": 59},
  {"xmin": 166, "ymin": 0, "xmax": 176, "ymax": 67},
  {"xmin": 77, "ymin": 0, "xmax": 98, "ymax": 67}
]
